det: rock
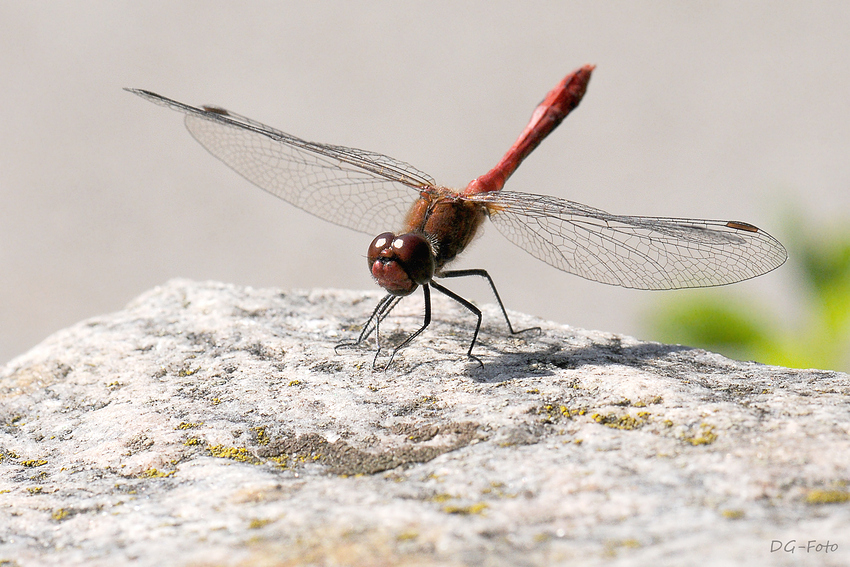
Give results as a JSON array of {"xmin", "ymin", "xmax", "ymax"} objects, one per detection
[{"xmin": 1, "ymin": 279, "xmax": 848, "ymax": 566}]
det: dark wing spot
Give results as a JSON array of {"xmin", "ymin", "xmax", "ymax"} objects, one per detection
[
  {"xmin": 202, "ymin": 106, "xmax": 230, "ymax": 116},
  {"xmin": 726, "ymin": 221, "xmax": 759, "ymax": 233}
]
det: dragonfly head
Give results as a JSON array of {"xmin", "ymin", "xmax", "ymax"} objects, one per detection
[{"xmin": 368, "ymin": 232, "xmax": 435, "ymax": 296}]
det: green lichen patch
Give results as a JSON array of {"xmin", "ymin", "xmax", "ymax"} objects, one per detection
[
  {"xmin": 427, "ymin": 493, "xmax": 456, "ymax": 503},
  {"xmin": 591, "ymin": 411, "xmax": 651, "ymax": 430},
  {"xmin": 683, "ymin": 424, "xmax": 718, "ymax": 446},
  {"xmin": 140, "ymin": 468, "xmax": 175, "ymax": 478},
  {"xmin": 251, "ymin": 426, "xmax": 270, "ymax": 446},
  {"xmin": 805, "ymin": 489, "xmax": 850, "ymax": 504},
  {"xmin": 633, "ymin": 396, "xmax": 663, "ymax": 408},
  {"xmin": 603, "ymin": 538, "xmax": 642, "ymax": 557},
  {"xmin": 481, "ymin": 481, "xmax": 518, "ymax": 499},
  {"xmin": 207, "ymin": 445, "xmax": 259, "ymax": 463},
  {"xmin": 5, "ymin": 415, "xmax": 24, "ymax": 427},
  {"xmin": 20, "ymin": 459, "xmax": 48, "ymax": 467},
  {"xmin": 248, "ymin": 518, "xmax": 273, "ymax": 529},
  {"xmin": 442, "ymin": 502, "xmax": 488, "ymax": 515},
  {"xmin": 537, "ymin": 403, "xmax": 586, "ymax": 423},
  {"xmin": 51, "ymin": 508, "xmax": 75, "ymax": 521},
  {"xmin": 396, "ymin": 530, "xmax": 418, "ymax": 541},
  {"xmin": 176, "ymin": 422, "xmax": 203, "ymax": 430}
]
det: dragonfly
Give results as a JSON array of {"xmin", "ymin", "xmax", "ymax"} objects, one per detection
[{"xmin": 127, "ymin": 64, "xmax": 787, "ymax": 368}]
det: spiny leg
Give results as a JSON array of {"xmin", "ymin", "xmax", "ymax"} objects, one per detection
[
  {"xmin": 335, "ymin": 293, "xmax": 401, "ymax": 352},
  {"xmin": 439, "ymin": 269, "xmax": 540, "ymax": 335},
  {"xmin": 371, "ymin": 295, "xmax": 405, "ymax": 365},
  {"xmin": 377, "ymin": 284, "xmax": 433, "ymax": 370},
  {"xmin": 372, "ymin": 294, "xmax": 394, "ymax": 366},
  {"xmin": 363, "ymin": 294, "xmax": 403, "ymax": 347},
  {"xmin": 335, "ymin": 293, "xmax": 392, "ymax": 351},
  {"xmin": 430, "ymin": 281, "xmax": 484, "ymax": 367}
]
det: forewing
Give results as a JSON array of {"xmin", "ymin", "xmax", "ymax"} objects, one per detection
[
  {"xmin": 128, "ymin": 89, "xmax": 433, "ymax": 234},
  {"xmin": 467, "ymin": 191, "xmax": 787, "ymax": 290}
]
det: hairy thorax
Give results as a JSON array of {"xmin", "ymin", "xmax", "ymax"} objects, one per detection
[{"xmin": 403, "ymin": 188, "xmax": 488, "ymax": 271}]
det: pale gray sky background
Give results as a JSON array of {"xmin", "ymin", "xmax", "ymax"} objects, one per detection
[{"xmin": 2, "ymin": 2, "xmax": 849, "ymax": 365}]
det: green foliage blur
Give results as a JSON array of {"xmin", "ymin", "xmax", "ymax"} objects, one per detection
[{"xmin": 645, "ymin": 215, "xmax": 850, "ymax": 372}]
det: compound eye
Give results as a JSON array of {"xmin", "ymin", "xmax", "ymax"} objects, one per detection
[
  {"xmin": 391, "ymin": 233, "xmax": 435, "ymax": 285},
  {"xmin": 367, "ymin": 232, "xmax": 396, "ymax": 265}
]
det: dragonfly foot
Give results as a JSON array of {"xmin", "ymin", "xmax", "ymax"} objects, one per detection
[{"xmin": 511, "ymin": 325, "xmax": 541, "ymax": 336}]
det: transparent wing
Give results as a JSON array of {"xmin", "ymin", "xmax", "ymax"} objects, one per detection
[
  {"xmin": 127, "ymin": 89, "xmax": 433, "ymax": 235},
  {"xmin": 466, "ymin": 191, "xmax": 787, "ymax": 290}
]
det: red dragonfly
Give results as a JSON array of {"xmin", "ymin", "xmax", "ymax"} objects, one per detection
[{"xmin": 128, "ymin": 65, "xmax": 786, "ymax": 367}]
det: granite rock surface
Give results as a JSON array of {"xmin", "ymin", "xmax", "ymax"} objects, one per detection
[{"xmin": 1, "ymin": 279, "xmax": 848, "ymax": 566}]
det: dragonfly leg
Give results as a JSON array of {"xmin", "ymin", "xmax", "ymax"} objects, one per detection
[
  {"xmin": 377, "ymin": 284, "xmax": 433, "ymax": 370},
  {"xmin": 335, "ymin": 293, "xmax": 401, "ymax": 353},
  {"xmin": 439, "ymin": 269, "xmax": 540, "ymax": 335},
  {"xmin": 372, "ymin": 294, "xmax": 399, "ymax": 367},
  {"xmin": 429, "ymin": 281, "xmax": 484, "ymax": 367}
]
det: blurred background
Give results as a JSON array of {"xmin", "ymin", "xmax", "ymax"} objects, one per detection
[{"xmin": 2, "ymin": 2, "xmax": 848, "ymax": 370}]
